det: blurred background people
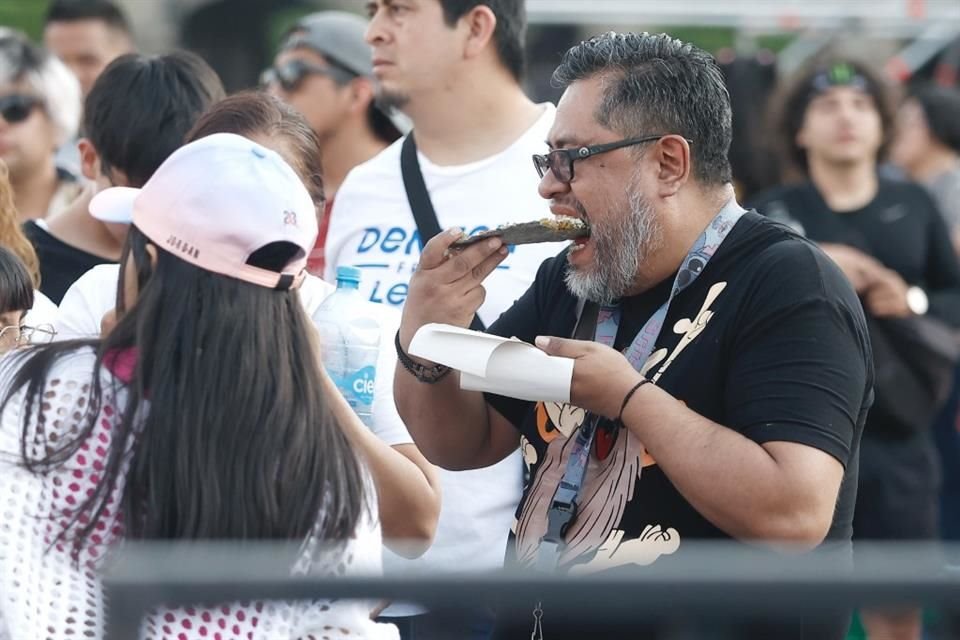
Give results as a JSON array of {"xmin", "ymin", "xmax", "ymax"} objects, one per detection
[
  {"xmin": 890, "ymin": 84, "xmax": 960, "ymax": 623},
  {"xmin": 43, "ymin": 0, "xmax": 134, "ymax": 99},
  {"xmin": 0, "ymin": 158, "xmax": 56, "ymax": 329},
  {"xmin": 752, "ymin": 57, "xmax": 960, "ymax": 640},
  {"xmin": 265, "ymin": 10, "xmax": 405, "ymax": 275},
  {"xmin": 43, "ymin": 0, "xmax": 135, "ymax": 174},
  {"xmin": 0, "ymin": 29, "xmax": 81, "ymax": 221},
  {"xmin": 25, "ymin": 50, "xmax": 224, "ymax": 304},
  {"xmin": 890, "ymin": 83, "xmax": 960, "ymax": 254}
]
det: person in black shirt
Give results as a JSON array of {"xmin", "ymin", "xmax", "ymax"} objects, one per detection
[
  {"xmin": 23, "ymin": 210, "xmax": 108, "ymax": 303},
  {"xmin": 24, "ymin": 51, "xmax": 224, "ymax": 303},
  {"xmin": 751, "ymin": 58, "xmax": 960, "ymax": 640},
  {"xmin": 393, "ymin": 33, "xmax": 872, "ymax": 639}
]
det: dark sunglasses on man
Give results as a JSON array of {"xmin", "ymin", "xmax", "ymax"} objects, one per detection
[
  {"xmin": 0, "ymin": 94, "xmax": 42, "ymax": 125},
  {"xmin": 259, "ymin": 59, "xmax": 357, "ymax": 93},
  {"xmin": 532, "ymin": 134, "xmax": 692, "ymax": 184}
]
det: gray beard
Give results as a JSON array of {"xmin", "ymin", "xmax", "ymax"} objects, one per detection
[{"xmin": 564, "ymin": 188, "xmax": 663, "ymax": 305}]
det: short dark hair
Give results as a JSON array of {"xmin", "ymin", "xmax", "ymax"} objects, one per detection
[
  {"xmin": 909, "ymin": 83, "xmax": 960, "ymax": 153},
  {"xmin": 44, "ymin": 0, "xmax": 131, "ymax": 36},
  {"xmin": 83, "ymin": 51, "xmax": 225, "ymax": 187},
  {"xmin": 438, "ymin": 0, "xmax": 525, "ymax": 82},
  {"xmin": 552, "ymin": 32, "xmax": 733, "ymax": 186},
  {"xmin": 0, "ymin": 246, "xmax": 35, "ymax": 316},
  {"xmin": 772, "ymin": 57, "xmax": 894, "ymax": 173}
]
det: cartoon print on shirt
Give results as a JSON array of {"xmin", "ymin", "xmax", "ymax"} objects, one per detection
[
  {"xmin": 521, "ymin": 435, "xmax": 539, "ymax": 469},
  {"xmin": 568, "ymin": 525, "xmax": 680, "ymax": 576},
  {"xmin": 518, "ymin": 281, "xmax": 728, "ymax": 573},
  {"xmin": 651, "ymin": 281, "xmax": 727, "ymax": 383}
]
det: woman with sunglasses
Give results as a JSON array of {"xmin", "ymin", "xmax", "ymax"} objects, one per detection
[
  {"xmin": 0, "ymin": 30, "xmax": 82, "ymax": 221},
  {"xmin": 0, "ymin": 134, "xmax": 397, "ymax": 639}
]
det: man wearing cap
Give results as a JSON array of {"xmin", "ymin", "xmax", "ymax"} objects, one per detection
[
  {"xmin": 265, "ymin": 11, "xmax": 406, "ymax": 276},
  {"xmin": 751, "ymin": 58, "xmax": 960, "ymax": 640}
]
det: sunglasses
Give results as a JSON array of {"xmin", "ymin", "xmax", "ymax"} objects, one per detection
[
  {"xmin": 0, "ymin": 94, "xmax": 42, "ymax": 125},
  {"xmin": 532, "ymin": 134, "xmax": 689, "ymax": 184},
  {"xmin": 260, "ymin": 59, "xmax": 356, "ymax": 92}
]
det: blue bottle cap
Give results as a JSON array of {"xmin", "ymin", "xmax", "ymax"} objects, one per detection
[{"xmin": 336, "ymin": 266, "xmax": 362, "ymax": 284}]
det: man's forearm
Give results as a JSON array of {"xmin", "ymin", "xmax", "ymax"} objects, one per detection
[
  {"xmin": 393, "ymin": 362, "xmax": 498, "ymax": 470},
  {"xmin": 620, "ymin": 381, "xmax": 842, "ymax": 548}
]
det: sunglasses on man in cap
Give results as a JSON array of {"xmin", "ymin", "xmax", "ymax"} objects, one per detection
[
  {"xmin": 260, "ymin": 59, "xmax": 357, "ymax": 93},
  {"xmin": 0, "ymin": 94, "xmax": 42, "ymax": 125}
]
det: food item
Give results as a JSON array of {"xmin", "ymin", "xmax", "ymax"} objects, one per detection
[{"xmin": 451, "ymin": 217, "xmax": 590, "ymax": 247}]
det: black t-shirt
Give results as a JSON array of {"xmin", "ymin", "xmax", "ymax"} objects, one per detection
[
  {"xmin": 23, "ymin": 221, "xmax": 114, "ymax": 304},
  {"xmin": 485, "ymin": 212, "xmax": 872, "ymax": 576},
  {"xmin": 749, "ymin": 179, "xmax": 960, "ymax": 324},
  {"xmin": 750, "ymin": 179, "xmax": 960, "ymax": 441}
]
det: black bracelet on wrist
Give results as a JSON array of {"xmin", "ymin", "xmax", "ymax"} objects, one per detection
[
  {"xmin": 395, "ymin": 330, "xmax": 453, "ymax": 384},
  {"xmin": 617, "ymin": 378, "xmax": 650, "ymax": 424}
]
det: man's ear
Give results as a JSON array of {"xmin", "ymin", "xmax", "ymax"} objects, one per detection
[
  {"xmin": 78, "ymin": 138, "xmax": 99, "ymax": 181},
  {"xmin": 348, "ymin": 77, "xmax": 375, "ymax": 116},
  {"xmin": 653, "ymin": 135, "xmax": 691, "ymax": 198},
  {"xmin": 462, "ymin": 5, "xmax": 497, "ymax": 61}
]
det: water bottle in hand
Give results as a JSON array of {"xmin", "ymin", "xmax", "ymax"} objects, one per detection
[{"xmin": 313, "ymin": 267, "xmax": 380, "ymax": 427}]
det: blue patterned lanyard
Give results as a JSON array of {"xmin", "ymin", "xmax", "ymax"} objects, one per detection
[{"xmin": 536, "ymin": 200, "xmax": 745, "ymax": 571}]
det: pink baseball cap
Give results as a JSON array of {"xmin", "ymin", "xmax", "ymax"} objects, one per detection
[{"xmin": 89, "ymin": 133, "xmax": 318, "ymax": 290}]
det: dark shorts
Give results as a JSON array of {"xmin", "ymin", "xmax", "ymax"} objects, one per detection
[{"xmin": 853, "ymin": 432, "xmax": 940, "ymax": 541}]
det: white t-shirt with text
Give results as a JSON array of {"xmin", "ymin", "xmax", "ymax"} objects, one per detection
[{"xmin": 325, "ymin": 104, "xmax": 564, "ymax": 581}]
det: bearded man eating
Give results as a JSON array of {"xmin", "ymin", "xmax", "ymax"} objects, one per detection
[{"xmin": 392, "ymin": 31, "xmax": 873, "ymax": 640}]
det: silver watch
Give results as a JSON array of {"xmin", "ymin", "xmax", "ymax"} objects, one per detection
[{"xmin": 907, "ymin": 286, "xmax": 929, "ymax": 315}]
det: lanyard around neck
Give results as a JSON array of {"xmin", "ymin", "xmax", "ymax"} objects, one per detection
[{"xmin": 535, "ymin": 200, "xmax": 745, "ymax": 572}]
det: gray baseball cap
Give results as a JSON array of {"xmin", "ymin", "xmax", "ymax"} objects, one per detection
[{"xmin": 280, "ymin": 11, "xmax": 410, "ymax": 134}]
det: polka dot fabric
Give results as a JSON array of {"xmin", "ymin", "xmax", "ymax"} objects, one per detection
[{"xmin": 0, "ymin": 349, "xmax": 398, "ymax": 640}]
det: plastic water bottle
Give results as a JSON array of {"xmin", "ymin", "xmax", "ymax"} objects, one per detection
[{"xmin": 312, "ymin": 267, "xmax": 380, "ymax": 428}]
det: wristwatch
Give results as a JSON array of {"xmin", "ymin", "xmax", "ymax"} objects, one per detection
[{"xmin": 907, "ymin": 286, "xmax": 929, "ymax": 315}]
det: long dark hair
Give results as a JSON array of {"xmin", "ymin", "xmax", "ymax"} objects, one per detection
[{"xmin": 6, "ymin": 224, "xmax": 364, "ymax": 557}]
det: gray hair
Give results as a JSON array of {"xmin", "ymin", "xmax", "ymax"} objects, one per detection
[
  {"xmin": 0, "ymin": 29, "xmax": 81, "ymax": 146},
  {"xmin": 552, "ymin": 31, "xmax": 733, "ymax": 186}
]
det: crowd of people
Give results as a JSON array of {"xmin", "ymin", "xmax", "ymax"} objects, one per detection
[{"xmin": 0, "ymin": 1, "xmax": 959, "ymax": 639}]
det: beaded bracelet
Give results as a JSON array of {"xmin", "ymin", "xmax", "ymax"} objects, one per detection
[
  {"xmin": 394, "ymin": 330, "xmax": 453, "ymax": 384},
  {"xmin": 618, "ymin": 378, "xmax": 650, "ymax": 424}
]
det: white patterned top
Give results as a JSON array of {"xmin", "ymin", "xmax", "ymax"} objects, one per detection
[{"xmin": 0, "ymin": 348, "xmax": 397, "ymax": 640}]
